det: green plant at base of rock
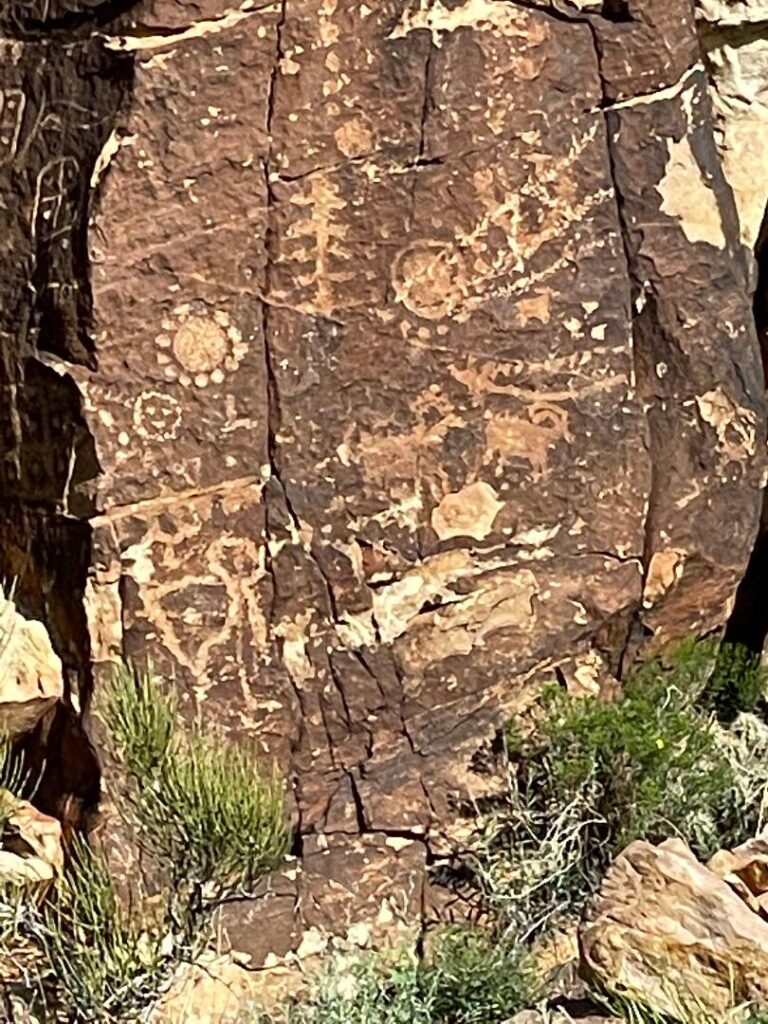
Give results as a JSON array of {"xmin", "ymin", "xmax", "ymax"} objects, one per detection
[
  {"xmin": 134, "ymin": 734, "xmax": 289, "ymax": 891},
  {"xmin": 468, "ymin": 639, "xmax": 768, "ymax": 940},
  {"xmin": 102, "ymin": 663, "xmax": 177, "ymax": 780},
  {"xmin": 0, "ymin": 664, "xmax": 291, "ymax": 1021},
  {"xmin": 0, "ymin": 737, "xmax": 30, "ymax": 834},
  {"xmin": 277, "ymin": 928, "xmax": 533, "ymax": 1024},
  {"xmin": 103, "ymin": 664, "xmax": 289, "ymax": 894},
  {"xmin": 38, "ymin": 835, "xmax": 171, "ymax": 1022}
]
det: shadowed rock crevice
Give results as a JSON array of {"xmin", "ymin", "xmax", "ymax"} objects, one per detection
[
  {"xmin": 0, "ymin": 0, "xmax": 140, "ymax": 823},
  {"xmin": 722, "ymin": 206, "xmax": 768, "ymax": 654}
]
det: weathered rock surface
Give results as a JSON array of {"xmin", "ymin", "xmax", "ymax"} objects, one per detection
[
  {"xmin": 698, "ymin": 0, "xmax": 768, "ymax": 248},
  {"xmin": 580, "ymin": 837, "xmax": 768, "ymax": 1017},
  {"xmin": 0, "ymin": 594, "xmax": 63, "ymax": 739},
  {"xmin": 1, "ymin": 0, "xmax": 767, "ymax": 954}
]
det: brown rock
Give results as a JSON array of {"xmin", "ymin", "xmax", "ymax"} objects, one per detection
[
  {"xmin": 1, "ymin": 0, "xmax": 766, "ymax": 937},
  {"xmin": 580, "ymin": 838, "xmax": 768, "ymax": 1017}
]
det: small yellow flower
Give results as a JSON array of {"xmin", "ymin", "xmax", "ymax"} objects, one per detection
[{"xmin": 655, "ymin": 738, "xmax": 665, "ymax": 749}]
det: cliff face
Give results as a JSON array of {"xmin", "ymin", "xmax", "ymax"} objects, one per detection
[{"xmin": 1, "ymin": 0, "xmax": 767, "ymax": 954}]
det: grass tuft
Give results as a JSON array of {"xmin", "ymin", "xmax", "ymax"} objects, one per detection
[
  {"xmin": 134, "ymin": 733, "xmax": 289, "ymax": 891},
  {"xmin": 0, "ymin": 835, "xmax": 171, "ymax": 1023},
  {"xmin": 101, "ymin": 663, "xmax": 177, "ymax": 780},
  {"xmin": 102, "ymin": 664, "xmax": 290, "ymax": 895}
]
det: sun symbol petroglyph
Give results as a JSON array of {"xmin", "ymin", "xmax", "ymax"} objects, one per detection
[
  {"xmin": 173, "ymin": 318, "xmax": 228, "ymax": 373},
  {"xmin": 391, "ymin": 241, "xmax": 469, "ymax": 321},
  {"xmin": 391, "ymin": 125, "xmax": 607, "ymax": 323},
  {"xmin": 156, "ymin": 308, "xmax": 247, "ymax": 388}
]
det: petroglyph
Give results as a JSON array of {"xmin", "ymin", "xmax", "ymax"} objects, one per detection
[
  {"xmin": 133, "ymin": 391, "xmax": 183, "ymax": 442},
  {"xmin": 485, "ymin": 403, "xmax": 572, "ymax": 479},
  {"xmin": 32, "ymin": 157, "xmax": 79, "ymax": 244},
  {"xmin": 0, "ymin": 89, "xmax": 25, "ymax": 166},
  {"xmin": 156, "ymin": 310, "xmax": 248, "ymax": 388},
  {"xmin": 388, "ymin": 0, "xmax": 548, "ymax": 47},
  {"xmin": 391, "ymin": 127, "xmax": 609, "ymax": 324}
]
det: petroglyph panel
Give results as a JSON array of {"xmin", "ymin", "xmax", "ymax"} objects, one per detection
[{"xmin": 58, "ymin": 0, "xmax": 766, "ymax": 940}]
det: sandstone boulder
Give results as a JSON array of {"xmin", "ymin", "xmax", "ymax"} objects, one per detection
[
  {"xmin": 0, "ymin": 792, "xmax": 63, "ymax": 887},
  {"xmin": 580, "ymin": 838, "xmax": 768, "ymax": 1017},
  {"xmin": 149, "ymin": 954, "xmax": 267, "ymax": 1024},
  {"xmin": 0, "ymin": 595, "xmax": 63, "ymax": 740}
]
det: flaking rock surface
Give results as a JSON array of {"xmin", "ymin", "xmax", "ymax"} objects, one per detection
[{"xmin": 0, "ymin": 0, "xmax": 766, "ymax": 959}]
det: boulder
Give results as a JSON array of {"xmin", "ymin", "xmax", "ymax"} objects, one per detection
[
  {"xmin": 0, "ymin": 792, "xmax": 63, "ymax": 887},
  {"xmin": 149, "ymin": 954, "xmax": 268, "ymax": 1024},
  {"xmin": 580, "ymin": 838, "xmax": 768, "ymax": 1017},
  {"xmin": 0, "ymin": 595, "xmax": 63, "ymax": 740}
]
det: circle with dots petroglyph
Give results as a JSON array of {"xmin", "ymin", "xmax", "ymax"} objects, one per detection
[{"xmin": 157, "ymin": 310, "xmax": 248, "ymax": 389}]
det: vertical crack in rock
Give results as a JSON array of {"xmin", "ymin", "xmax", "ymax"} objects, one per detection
[
  {"xmin": 585, "ymin": 22, "xmax": 655, "ymax": 671},
  {"xmin": 408, "ymin": 42, "xmax": 435, "ymax": 225},
  {"xmin": 259, "ymin": 0, "xmax": 319, "ymax": 833}
]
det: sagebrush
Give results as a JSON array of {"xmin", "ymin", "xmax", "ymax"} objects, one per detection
[{"xmin": 467, "ymin": 639, "xmax": 768, "ymax": 939}]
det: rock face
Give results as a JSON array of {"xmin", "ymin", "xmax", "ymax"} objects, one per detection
[
  {"xmin": 580, "ymin": 837, "xmax": 768, "ymax": 1017},
  {"xmin": 1, "ymin": 0, "xmax": 766, "ymax": 952},
  {"xmin": 697, "ymin": 0, "xmax": 768, "ymax": 249}
]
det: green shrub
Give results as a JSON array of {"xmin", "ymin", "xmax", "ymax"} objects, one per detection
[
  {"xmin": 0, "ymin": 664, "xmax": 291, "ymax": 1021},
  {"xmin": 42, "ymin": 836, "xmax": 169, "ymax": 1021},
  {"xmin": 102, "ymin": 664, "xmax": 289, "ymax": 894},
  {"xmin": 133, "ymin": 733, "xmax": 289, "ymax": 890},
  {"xmin": 469, "ymin": 640, "xmax": 768, "ymax": 939},
  {"xmin": 283, "ymin": 928, "xmax": 533, "ymax": 1024}
]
